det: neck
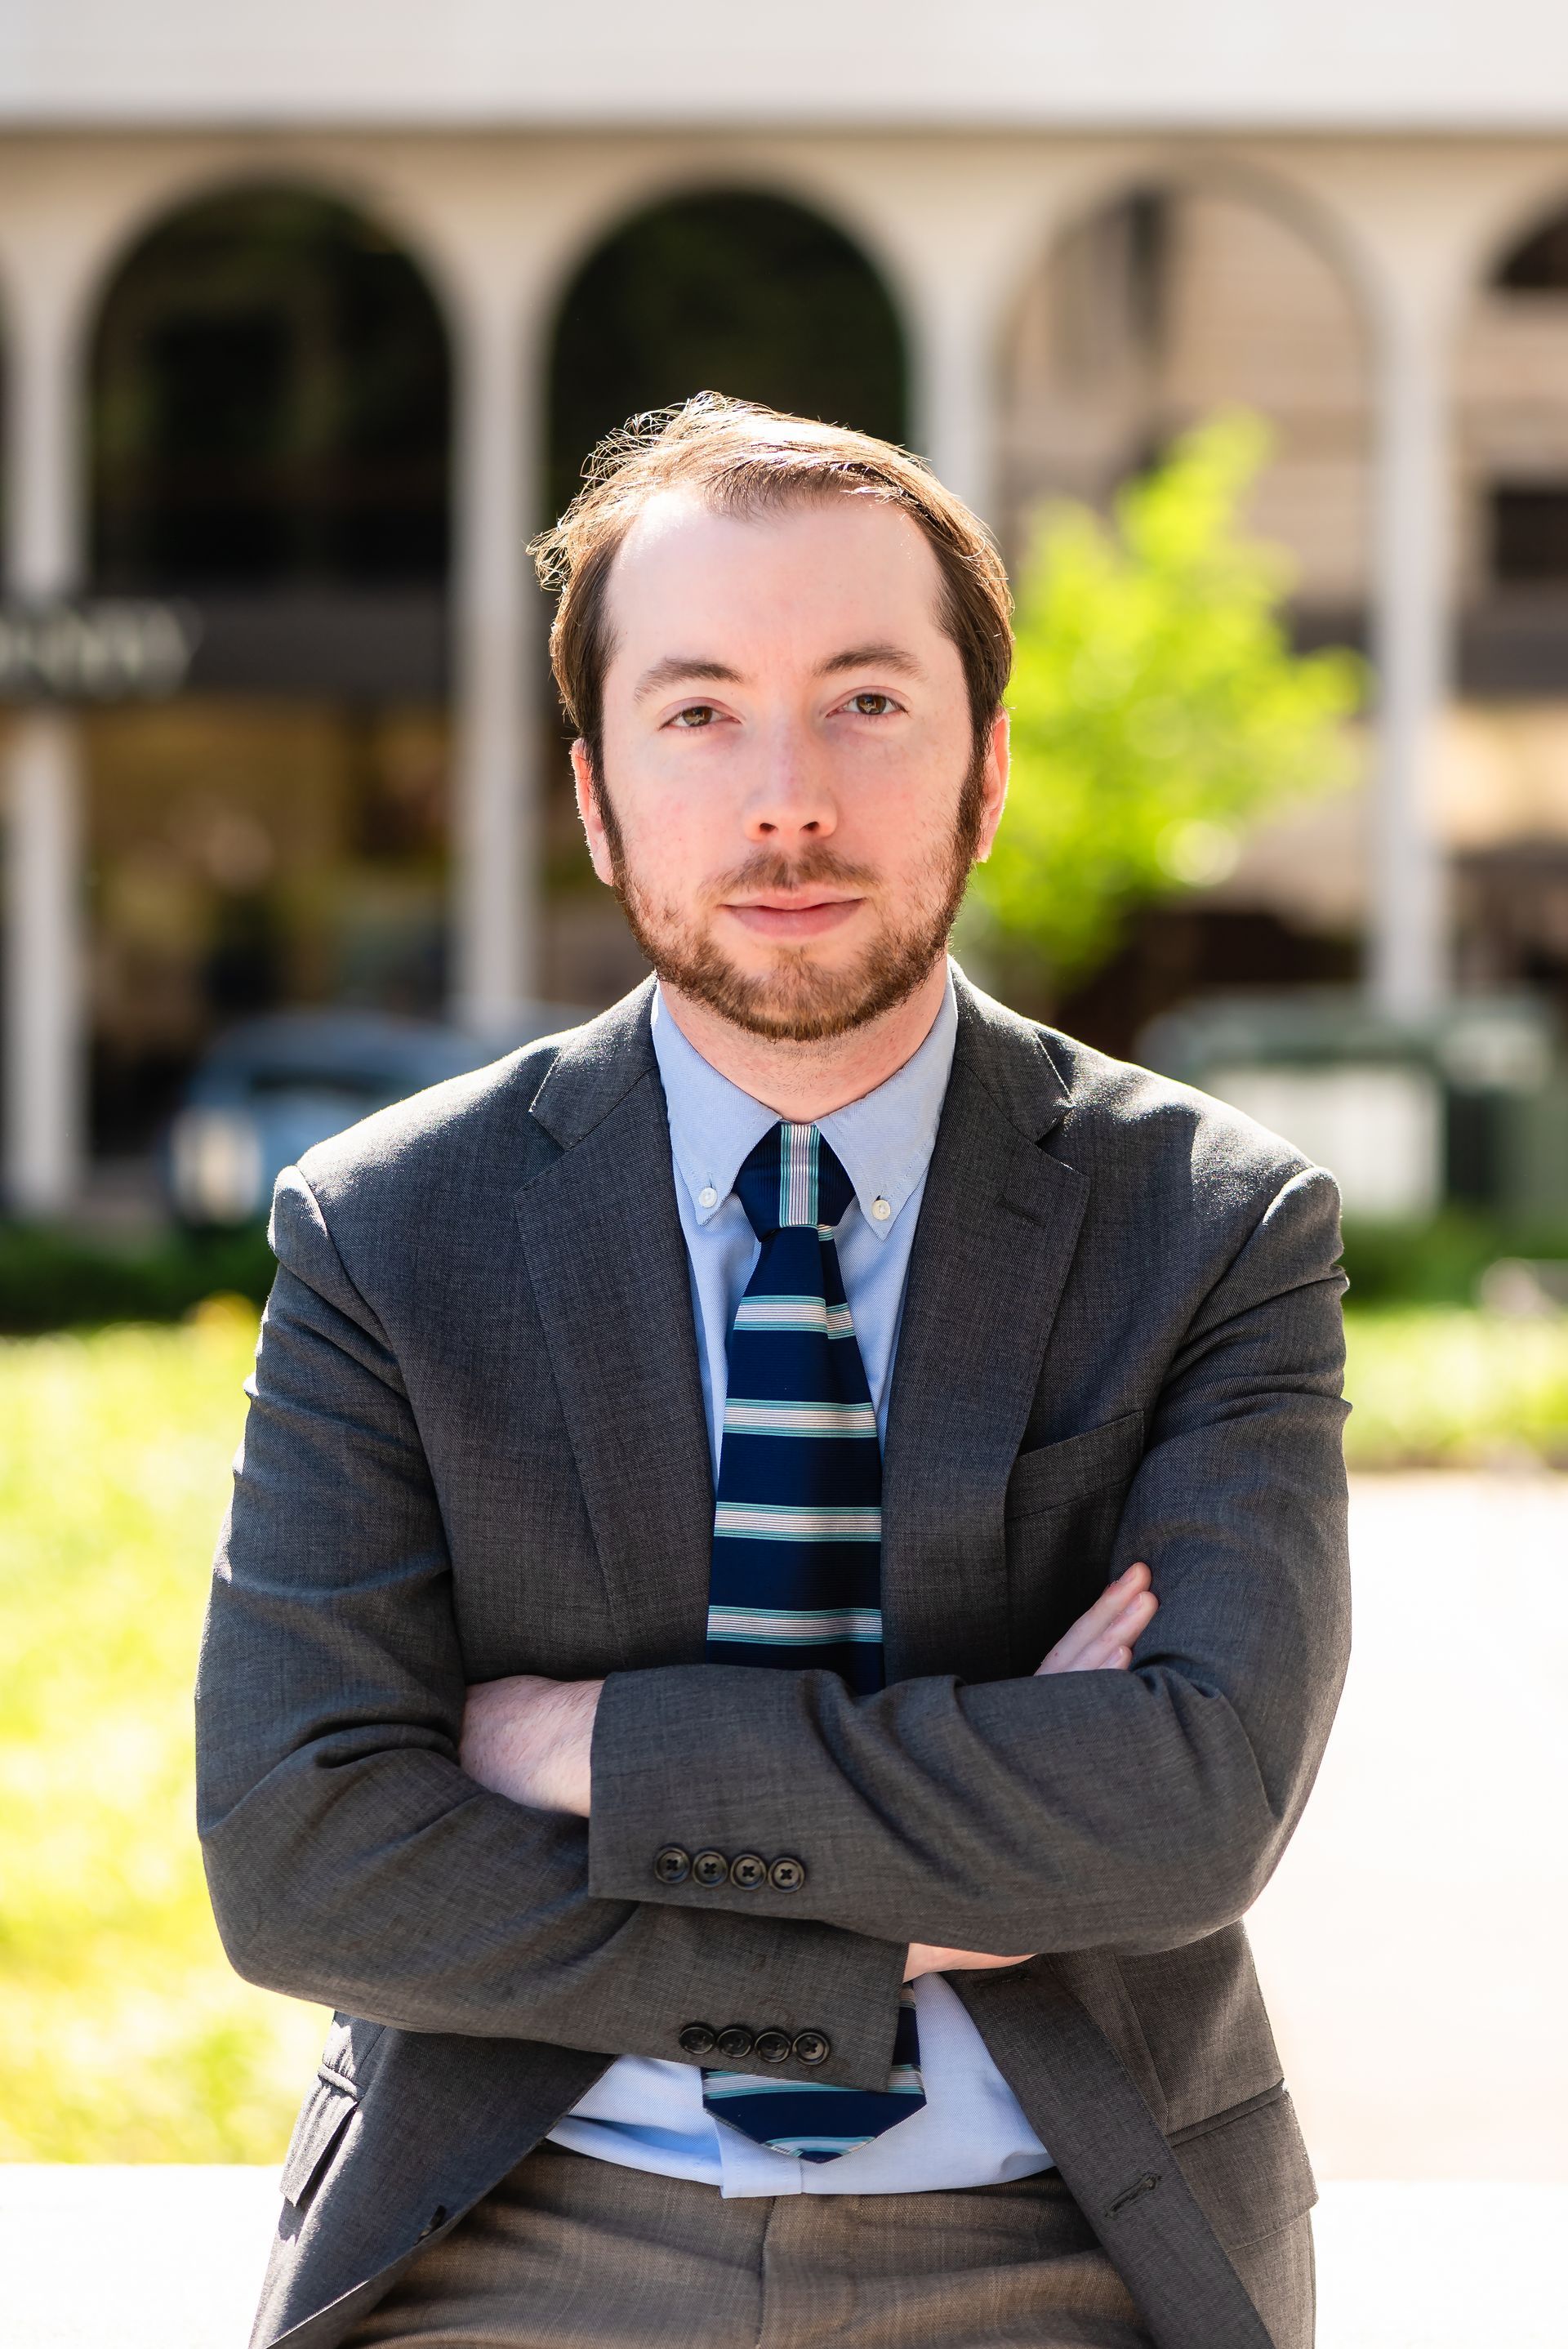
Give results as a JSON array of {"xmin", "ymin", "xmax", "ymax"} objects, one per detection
[{"xmin": 659, "ymin": 959, "xmax": 950, "ymax": 1121}]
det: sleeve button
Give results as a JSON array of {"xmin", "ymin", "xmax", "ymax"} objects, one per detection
[
  {"xmin": 728, "ymin": 1852, "xmax": 767, "ymax": 1890},
  {"xmin": 754, "ymin": 2029, "xmax": 792, "ymax": 2065},
  {"xmin": 678, "ymin": 2023, "xmax": 717, "ymax": 2056},
  {"xmin": 715, "ymin": 2026, "xmax": 754, "ymax": 2060},
  {"xmin": 768, "ymin": 1855, "xmax": 806, "ymax": 1892},
  {"xmin": 792, "ymin": 2030, "xmax": 831, "ymax": 2066},
  {"xmin": 692, "ymin": 1849, "xmax": 729, "ymax": 1888},
  {"xmin": 653, "ymin": 1845, "xmax": 691, "ymax": 1885}
]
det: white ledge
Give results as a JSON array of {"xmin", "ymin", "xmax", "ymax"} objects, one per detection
[{"xmin": 0, "ymin": 2171, "xmax": 1561, "ymax": 2347}]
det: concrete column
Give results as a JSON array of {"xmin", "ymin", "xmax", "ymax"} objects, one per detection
[
  {"xmin": 3, "ymin": 713, "xmax": 84, "ymax": 1215},
  {"xmin": 909, "ymin": 270, "xmax": 1000, "ymax": 526},
  {"xmin": 449, "ymin": 282, "xmax": 540, "ymax": 1034},
  {"xmin": 1368, "ymin": 289, "xmax": 1450, "ymax": 1023},
  {"xmin": 2, "ymin": 274, "xmax": 86, "ymax": 1217}
]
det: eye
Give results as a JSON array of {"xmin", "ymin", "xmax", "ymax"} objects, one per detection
[
  {"xmin": 668, "ymin": 703, "xmax": 719, "ymax": 729},
  {"xmin": 844, "ymin": 692, "xmax": 900, "ymax": 718}
]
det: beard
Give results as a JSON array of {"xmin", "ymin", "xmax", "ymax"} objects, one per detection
[{"xmin": 595, "ymin": 747, "xmax": 989, "ymax": 1043}]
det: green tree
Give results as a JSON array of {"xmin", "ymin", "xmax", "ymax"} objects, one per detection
[{"xmin": 963, "ymin": 411, "xmax": 1365, "ymax": 1003}]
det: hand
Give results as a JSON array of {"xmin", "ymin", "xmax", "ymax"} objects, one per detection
[
  {"xmin": 1034, "ymin": 1558, "xmax": 1157, "ymax": 1677},
  {"xmin": 903, "ymin": 1561, "xmax": 1159, "ymax": 1982},
  {"xmin": 459, "ymin": 1674, "xmax": 603, "ymax": 1818}
]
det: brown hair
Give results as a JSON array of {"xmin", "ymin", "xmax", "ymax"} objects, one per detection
[{"xmin": 529, "ymin": 392, "xmax": 1013, "ymax": 776}]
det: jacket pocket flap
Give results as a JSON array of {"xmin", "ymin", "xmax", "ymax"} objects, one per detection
[
  {"xmin": 1005, "ymin": 1411, "xmax": 1145, "ymax": 1521},
  {"xmin": 279, "ymin": 2072, "xmax": 359, "ymax": 2210},
  {"xmin": 1169, "ymin": 2085, "xmax": 1318, "ymax": 2249}
]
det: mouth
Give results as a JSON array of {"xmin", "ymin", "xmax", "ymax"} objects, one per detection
[{"xmin": 721, "ymin": 893, "xmax": 866, "ymax": 943}]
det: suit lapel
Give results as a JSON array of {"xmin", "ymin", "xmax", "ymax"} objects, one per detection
[
  {"xmin": 880, "ymin": 974, "xmax": 1089, "ymax": 1683},
  {"xmin": 512, "ymin": 970, "xmax": 1089, "ymax": 1681},
  {"xmin": 514, "ymin": 984, "xmax": 715, "ymax": 1668}
]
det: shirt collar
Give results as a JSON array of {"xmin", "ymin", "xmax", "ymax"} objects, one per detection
[{"xmin": 649, "ymin": 962, "xmax": 959, "ymax": 1243}]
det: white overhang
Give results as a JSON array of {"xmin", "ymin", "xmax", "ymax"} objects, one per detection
[{"xmin": 5, "ymin": 0, "xmax": 1568, "ymax": 133}]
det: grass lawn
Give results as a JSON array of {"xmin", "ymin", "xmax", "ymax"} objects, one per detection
[
  {"xmin": 1343, "ymin": 1306, "xmax": 1568, "ymax": 1469},
  {"xmin": 0, "ymin": 1303, "xmax": 326, "ymax": 2162},
  {"xmin": 0, "ymin": 1299, "xmax": 1563, "ymax": 2162}
]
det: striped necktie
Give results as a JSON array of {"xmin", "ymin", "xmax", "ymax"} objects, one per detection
[{"xmin": 700, "ymin": 1119, "xmax": 925, "ymax": 2162}]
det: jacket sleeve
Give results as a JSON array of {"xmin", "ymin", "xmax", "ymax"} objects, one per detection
[
  {"xmin": 194, "ymin": 1167, "xmax": 907, "ymax": 2093},
  {"xmin": 587, "ymin": 1161, "xmax": 1352, "ymax": 1959}
]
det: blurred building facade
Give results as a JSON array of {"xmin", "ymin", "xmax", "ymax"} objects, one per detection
[{"xmin": 5, "ymin": 2, "xmax": 1568, "ymax": 1209}]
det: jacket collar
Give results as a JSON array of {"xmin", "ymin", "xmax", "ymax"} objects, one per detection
[
  {"xmin": 525, "ymin": 975, "xmax": 660, "ymax": 1152},
  {"xmin": 949, "ymin": 963, "xmax": 1073, "ymax": 1144},
  {"xmin": 525, "ymin": 962, "xmax": 1072, "ymax": 1157}
]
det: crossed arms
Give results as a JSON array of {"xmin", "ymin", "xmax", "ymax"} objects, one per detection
[
  {"xmin": 458, "ymin": 1560, "xmax": 1160, "ymax": 1982},
  {"xmin": 194, "ymin": 1158, "xmax": 1350, "ymax": 2096}
]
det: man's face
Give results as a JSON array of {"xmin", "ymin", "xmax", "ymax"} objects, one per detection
[{"xmin": 573, "ymin": 488, "xmax": 1008, "ymax": 1041}]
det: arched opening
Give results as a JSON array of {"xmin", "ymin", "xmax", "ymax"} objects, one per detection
[
  {"xmin": 83, "ymin": 184, "xmax": 453, "ymax": 1159},
  {"xmin": 91, "ymin": 185, "xmax": 449, "ymax": 589},
  {"xmin": 1449, "ymin": 195, "xmax": 1568, "ymax": 1019},
  {"xmin": 1461, "ymin": 202, "xmax": 1568, "ymax": 608},
  {"xmin": 547, "ymin": 187, "xmax": 907, "ymax": 519},
  {"xmin": 996, "ymin": 180, "xmax": 1373, "ymax": 1053},
  {"xmin": 541, "ymin": 185, "xmax": 909, "ymax": 1001}
]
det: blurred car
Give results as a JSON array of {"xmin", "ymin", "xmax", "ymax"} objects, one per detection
[{"xmin": 163, "ymin": 1004, "xmax": 586, "ymax": 1226}]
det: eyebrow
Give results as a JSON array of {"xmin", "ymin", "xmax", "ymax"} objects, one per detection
[
  {"xmin": 632, "ymin": 656, "xmax": 745, "ymax": 702},
  {"xmin": 816, "ymin": 642, "xmax": 924, "ymax": 680},
  {"xmin": 632, "ymin": 642, "xmax": 924, "ymax": 703}
]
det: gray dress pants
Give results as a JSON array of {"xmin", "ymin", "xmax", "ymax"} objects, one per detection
[{"xmin": 340, "ymin": 2141, "xmax": 1314, "ymax": 2349}]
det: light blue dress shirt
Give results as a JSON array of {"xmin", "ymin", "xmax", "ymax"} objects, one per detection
[{"xmin": 546, "ymin": 962, "xmax": 1053, "ymax": 2198}]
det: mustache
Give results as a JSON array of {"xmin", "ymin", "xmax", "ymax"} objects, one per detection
[{"xmin": 706, "ymin": 846, "xmax": 878, "ymax": 901}]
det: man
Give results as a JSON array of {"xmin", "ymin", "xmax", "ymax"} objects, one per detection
[{"xmin": 196, "ymin": 394, "xmax": 1351, "ymax": 2349}]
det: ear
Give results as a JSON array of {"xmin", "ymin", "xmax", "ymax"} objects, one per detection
[
  {"xmin": 973, "ymin": 706, "xmax": 1009, "ymax": 863},
  {"xmin": 571, "ymin": 740, "xmax": 617, "ymax": 889}
]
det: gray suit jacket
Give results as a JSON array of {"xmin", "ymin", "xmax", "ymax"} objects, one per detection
[{"xmin": 195, "ymin": 969, "xmax": 1351, "ymax": 2349}]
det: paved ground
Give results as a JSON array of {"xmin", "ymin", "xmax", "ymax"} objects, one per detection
[
  {"xmin": 1246, "ymin": 1471, "xmax": 1568, "ymax": 2181},
  {"xmin": 5, "ymin": 1472, "xmax": 1564, "ymax": 2345}
]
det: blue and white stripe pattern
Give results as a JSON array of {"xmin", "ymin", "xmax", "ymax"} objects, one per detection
[
  {"xmin": 702, "ymin": 1120, "xmax": 926, "ymax": 2160},
  {"xmin": 699, "ymin": 1989, "xmax": 924, "ymax": 2162}
]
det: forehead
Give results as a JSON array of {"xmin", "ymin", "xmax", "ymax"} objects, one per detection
[{"xmin": 601, "ymin": 485, "xmax": 948, "ymax": 670}]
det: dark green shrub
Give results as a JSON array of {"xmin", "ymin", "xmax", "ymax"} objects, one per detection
[
  {"xmin": 0, "ymin": 1224, "xmax": 274, "ymax": 1335},
  {"xmin": 1339, "ymin": 1211, "xmax": 1568, "ymax": 1308}
]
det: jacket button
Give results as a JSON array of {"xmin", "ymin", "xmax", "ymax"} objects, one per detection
[
  {"xmin": 768, "ymin": 1855, "xmax": 806, "ymax": 1892},
  {"xmin": 678, "ymin": 2023, "xmax": 717, "ymax": 2056},
  {"xmin": 653, "ymin": 1845, "xmax": 691, "ymax": 1884},
  {"xmin": 753, "ymin": 2029, "xmax": 792, "ymax": 2065},
  {"xmin": 792, "ymin": 2030, "xmax": 831, "ymax": 2066},
  {"xmin": 728, "ymin": 1852, "xmax": 767, "ymax": 1889},
  {"xmin": 715, "ymin": 2025, "xmax": 754, "ymax": 2060},
  {"xmin": 692, "ymin": 1849, "xmax": 729, "ymax": 1888}
]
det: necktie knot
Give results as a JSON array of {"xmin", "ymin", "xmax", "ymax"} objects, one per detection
[{"xmin": 734, "ymin": 1121, "xmax": 855, "ymax": 1240}]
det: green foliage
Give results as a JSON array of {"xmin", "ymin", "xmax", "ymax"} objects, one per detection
[
  {"xmin": 966, "ymin": 411, "xmax": 1365, "ymax": 995},
  {"xmin": 0, "ymin": 1305, "xmax": 326, "ymax": 2160},
  {"xmin": 0, "ymin": 1222, "xmax": 274, "ymax": 1335},
  {"xmin": 1343, "ymin": 1307, "xmax": 1568, "ymax": 1469}
]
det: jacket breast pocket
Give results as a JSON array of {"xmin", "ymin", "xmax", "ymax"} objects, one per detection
[
  {"xmin": 1003, "ymin": 1411, "xmax": 1147, "ymax": 1670},
  {"xmin": 1004, "ymin": 1411, "xmax": 1146, "ymax": 1522}
]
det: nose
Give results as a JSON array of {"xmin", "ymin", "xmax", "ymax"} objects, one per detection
[{"xmin": 742, "ymin": 720, "xmax": 837, "ymax": 850}]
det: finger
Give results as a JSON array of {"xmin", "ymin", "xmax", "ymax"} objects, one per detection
[
  {"xmin": 1042, "ymin": 1578, "xmax": 1156, "ymax": 1674},
  {"xmin": 1074, "ymin": 1593, "xmax": 1158, "ymax": 1669},
  {"xmin": 1047, "ymin": 1565, "xmax": 1152, "ymax": 1667}
]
